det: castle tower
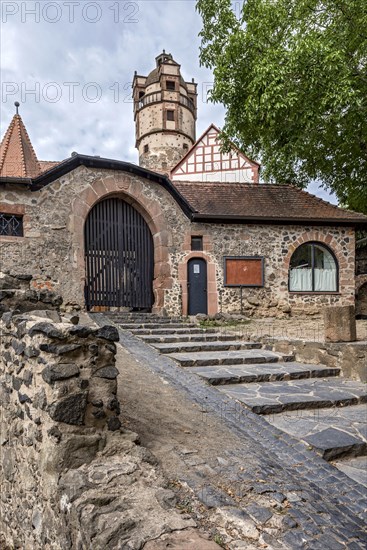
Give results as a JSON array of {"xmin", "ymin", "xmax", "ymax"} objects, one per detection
[{"xmin": 133, "ymin": 51, "xmax": 197, "ymax": 174}]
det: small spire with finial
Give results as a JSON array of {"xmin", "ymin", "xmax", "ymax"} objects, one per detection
[{"xmin": 14, "ymin": 101, "xmax": 20, "ymax": 115}]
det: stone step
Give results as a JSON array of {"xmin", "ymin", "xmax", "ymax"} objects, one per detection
[
  {"xmin": 141, "ymin": 332, "xmax": 238, "ymax": 344},
  {"xmin": 168, "ymin": 349, "xmax": 294, "ymax": 367},
  {"xmin": 218, "ymin": 379, "xmax": 367, "ymax": 415},
  {"xmin": 187, "ymin": 362, "xmax": 341, "ymax": 385},
  {"xmin": 131, "ymin": 327, "xmax": 219, "ymax": 336},
  {"xmin": 266, "ymin": 404, "xmax": 367, "ymax": 461},
  {"xmin": 117, "ymin": 322, "xmax": 197, "ymax": 330},
  {"xmin": 110, "ymin": 317, "xmax": 186, "ymax": 324},
  {"xmin": 153, "ymin": 340, "xmax": 263, "ymax": 354}
]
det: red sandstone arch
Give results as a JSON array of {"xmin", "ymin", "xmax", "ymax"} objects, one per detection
[
  {"xmin": 71, "ymin": 172, "xmax": 172, "ymax": 313},
  {"xmin": 178, "ymin": 251, "xmax": 218, "ymax": 316},
  {"xmin": 356, "ymin": 274, "xmax": 367, "ymax": 293},
  {"xmin": 284, "ymin": 232, "xmax": 344, "ymax": 269}
]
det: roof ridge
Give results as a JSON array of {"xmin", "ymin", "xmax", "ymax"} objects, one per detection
[
  {"xmin": 0, "ymin": 116, "xmax": 16, "ymax": 170},
  {"xmin": 16, "ymin": 115, "xmax": 26, "ymax": 175}
]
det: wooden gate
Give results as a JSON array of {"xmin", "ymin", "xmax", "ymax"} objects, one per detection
[{"xmin": 84, "ymin": 198, "xmax": 154, "ymax": 310}]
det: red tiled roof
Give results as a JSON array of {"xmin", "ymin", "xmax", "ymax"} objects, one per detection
[
  {"xmin": 39, "ymin": 160, "xmax": 60, "ymax": 173},
  {"xmin": 173, "ymin": 181, "xmax": 367, "ymax": 223},
  {"xmin": 0, "ymin": 114, "xmax": 41, "ymax": 178}
]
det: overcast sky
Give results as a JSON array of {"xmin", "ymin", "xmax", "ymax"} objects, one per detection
[{"xmin": 1, "ymin": 0, "xmax": 337, "ymax": 203}]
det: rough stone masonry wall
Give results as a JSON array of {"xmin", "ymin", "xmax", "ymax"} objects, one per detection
[
  {"xmin": 0, "ymin": 304, "xmax": 124, "ymax": 548},
  {"xmin": 173, "ymin": 222, "xmax": 355, "ymax": 318},
  {"xmin": 0, "ymin": 168, "xmax": 356, "ymax": 318}
]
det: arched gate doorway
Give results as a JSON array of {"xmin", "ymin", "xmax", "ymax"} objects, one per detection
[{"xmin": 84, "ymin": 197, "xmax": 154, "ymax": 310}]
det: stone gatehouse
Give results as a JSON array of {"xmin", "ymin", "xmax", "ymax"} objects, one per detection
[{"xmin": 1, "ymin": 53, "xmax": 367, "ymax": 317}]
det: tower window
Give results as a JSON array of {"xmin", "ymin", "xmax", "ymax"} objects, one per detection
[
  {"xmin": 191, "ymin": 236, "xmax": 203, "ymax": 251},
  {"xmin": 144, "ymin": 144, "xmax": 149, "ymax": 153},
  {"xmin": 166, "ymin": 110, "xmax": 174, "ymax": 121},
  {"xmin": 166, "ymin": 81, "xmax": 175, "ymax": 91},
  {"xmin": 139, "ymin": 91, "xmax": 145, "ymax": 99}
]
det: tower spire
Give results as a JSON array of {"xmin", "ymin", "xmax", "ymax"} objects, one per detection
[{"xmin": 0, "ymin": 108, "xmax": 41, "ymax": 178}]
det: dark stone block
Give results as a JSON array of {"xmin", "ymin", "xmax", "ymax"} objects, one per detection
[
  {"xmin": 93, "ymin": 365, "xmax": 119, "ymax": 379},
  {"xmin": 108, "ymin": 416, "xmax": 122, "ymax": 431},
  {"xmin": 25, "ymin": 404, "xmax": 33, "ymax": 420},
  {"xmin": 48, "ymin": 392, "xmax": 87, "ymax": 425},
  {"xmin": 246, "ymin": 504, "xmax": 272, "ymax": 524},
  {"xmin": 39, "ymin": 343, "xmax": 81, "ymax": 355},
  {"xmin": 107, "ymin": 397, "xmax": 120, "ymax": 414},
  {"xmin": 272, "ymin": 492, "xmax": 286, "ymax": 503},
  {"xmin": 38, "ymin": 289, "xmax": 63, "ymax": 306},
  {"xmin": 105, "ymin": 343, "xmax": 117, "ymax": 353},
  {"xmin": 0, "ymin": 290, "xmax": 16, "ymax": 301},
  {"xmin": 33, "ymin": 388, "xmax": 47, "ymax": 410},
  {"xmin": 95, "ymin": 325, "xmax": 119, "ymax": 342},
  {"xmin": 15, "ymin": 274, "xmax": 33, "ymax": 281},
  {"xmin": 23, "ymin": 290, "xmax": 39, "ymax": 302},
  {"xmin": 28, "ymin": 322, "xmax": 65, "ymax": 339},
  {"xmin": 1, "ymin": 311, "xmax": 13, "ymax": 326},
  {"xmin": 47, "ymin": 426, "xmax": 62, "ymax": 442},
  {"xmin": 68, "ymin": 325, "xmax": 94, "ymax": 338},
  {"xmin": 42, "ymin": 363, "xmax": 80, "ymax": 384},
  {"xmin": 23, "ymin": 369, "xmax": 33, "ymax": 387},
  {"xmin": 69, "ymin": 314, "xmax": 80, "ymax": 325},
  {"xmin": 283, "ymin": 516, "xmax": 298, "ymax": 529},
  {"xmin": 12, "ymin": 376, "xmax": 22, "ymax": 391},
  {"xmin": 24, "ymin": 345, "xmax": 40, "ymax": 358},
  {"xmin": 197, "ymin": 484, "xmax": 235, "ymax": 508},
  {"xmin": 92, "ymin": 409, "xmax": 106, "ymax": 419},
  {"xmin": 79, "ymin": 379, "xmax": 89, "ymax": 390},
  {"xmin": 12, "ymin": 339, "xmax": 25, "ymax": 355},
  {"xmin": 88, "ymin": 344, "xmax": 99, "ymax": 355},
  {"xmin": 0, "ymin": 274, "xmax": 20, "ymax": 290},
  {"xmin": 16, "ymin": 321, "xmax": 28, "ymax": 338},
  {"xmin": 18, "ymin": 392, "xmax": 32, "ymax": 404},
  {"xmin": 304, "ymin": 427, "xmax": 367, "ymax": 461},
  {"xmin": 3, "ymin": 351, "xmax": 12, "ymax": 363}
]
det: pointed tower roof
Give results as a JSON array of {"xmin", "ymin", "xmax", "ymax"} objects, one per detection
[{"xmin": 0, "ymin": 103, "xmax": 41, "ymax": 178}]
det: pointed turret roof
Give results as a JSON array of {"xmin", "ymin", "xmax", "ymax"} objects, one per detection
[{"xmin": 0, "ymin": 106, "xmax": 41, "ymax": 178}]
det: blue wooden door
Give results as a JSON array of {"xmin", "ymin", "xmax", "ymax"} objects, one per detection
[{"xmin": 188, "ymin": 258, "xmax": 207, "ymax": 315}]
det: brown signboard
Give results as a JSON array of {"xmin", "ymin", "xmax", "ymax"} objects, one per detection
[{"xmin": 224, "ymin": 257, "xmax": 264, "ymax": 287}]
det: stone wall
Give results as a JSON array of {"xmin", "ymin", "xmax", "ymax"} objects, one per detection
[
  {"xmin": 356, "ymin": 276, "xmax": 367, "ymax": 318},
  {"xmin": 268, "ymin": 339, "xmax": 367, "ymax": 382},
  {"xmin": 356, "ymin": 243, "xmax": 367, "ymax": 275},
  {"xmin": 0, "ymin": 168, "xmax": 356, "ymax": 318},
  {"xmin": 0, "ymin": 272, "xmax": 63, "ymax": 315},
  {"xmin": 0, "ymin": 304, "xmax": 124, "ymax": 547}
]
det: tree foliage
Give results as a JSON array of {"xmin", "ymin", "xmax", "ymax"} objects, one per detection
[{"xmin": 197, "ymin": 0, "xmax": 367, "ymax": 213}]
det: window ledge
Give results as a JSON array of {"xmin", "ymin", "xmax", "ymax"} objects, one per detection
[
  {"xmin": 0, "ymin": 236, "xmax": 25, "ymax": 242},
  {"xmin": 289, "ymin": 291, "xmax": 341, "ymax": 296}
]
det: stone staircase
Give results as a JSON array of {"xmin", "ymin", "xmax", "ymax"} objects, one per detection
[{"xmin": 106, "ymin": 313, "xmax": 367, "ymax": 470}]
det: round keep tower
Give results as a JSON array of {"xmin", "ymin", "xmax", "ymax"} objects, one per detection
[{"xmin": 133, "ymin": 51, "xmax": 197, "ymax": 174}]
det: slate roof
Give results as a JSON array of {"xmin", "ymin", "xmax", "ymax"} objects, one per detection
[
  {"xmin": 173, "ymin": 181, "xmax": 367, "ymax": 225},
  {"xmin": 0, "ymin": 114, "xmax": 41, "ymax": 177}
]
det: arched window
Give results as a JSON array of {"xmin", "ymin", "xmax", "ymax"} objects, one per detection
[{"xmin": 289, "ymin": 242, "xmax": 338, "ymax": 292}]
